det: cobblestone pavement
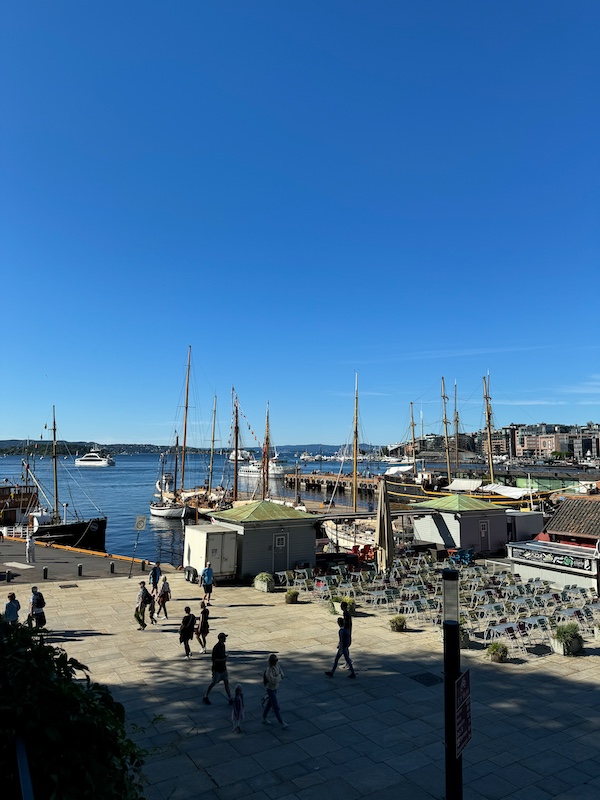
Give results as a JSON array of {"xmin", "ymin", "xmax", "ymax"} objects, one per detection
[{"xmin": 4, "ymin": 551, "xmax": 600, "ymax": 800}]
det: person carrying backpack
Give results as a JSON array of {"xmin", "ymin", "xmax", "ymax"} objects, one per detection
[
  {"xmin": 134, "ymin": 581, "xmax": 152, "ymax": 630},
  {"xmin": 29, "ymin": 586, "xmax": 46, "ymax": 629}
]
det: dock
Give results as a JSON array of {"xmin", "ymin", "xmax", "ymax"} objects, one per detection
[{"xmin": 284, "ymin": 471, "xmax": 380, "ymax": 499}]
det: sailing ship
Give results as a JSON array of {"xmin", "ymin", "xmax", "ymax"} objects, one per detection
[
  {"xmin": 149, "ymin": 440, "xmax": 186, "ymax": 518},
  {"xmin": 1, "ymin": 409, "xmax": 107, "ymax": 551}
]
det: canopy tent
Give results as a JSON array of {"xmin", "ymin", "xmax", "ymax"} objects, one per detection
[
  {"xmin": 446, "ymin": 478, "xmax": 483, "ymax": 492},
  {"xmin": 384, "ymin": 465, "xmax": 414, "ymax": 476},
  {"xmin": 477, "ymin": 484, "xmax": 532, "ymax": 501}
]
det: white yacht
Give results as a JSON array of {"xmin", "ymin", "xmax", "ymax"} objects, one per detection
[
  {"xmin": 239, "ymin": 459, "xmax": 286, "ymax": 477},
  {"xmin": 75, "ymin": 447, "xmax": 116, "ymax": 467}
]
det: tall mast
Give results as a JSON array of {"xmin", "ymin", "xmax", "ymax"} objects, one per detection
[
  {"xmin": 454, "ymin": 380, "xmax": 460, "ymax": 470},
  {"xmin": 173, "ymin": 433, "xmax": 179, "ymax": 497},
  {"xmin": 233, "ymin": 389, "xmax": 239, "ymax": 502},
  {"xmin": 353, "ymin": 373, "xmax": 359, "ymax": 513},
  {"xmin": 180, "ymin": 345, "xmax": 191, "ymax": 492},
  {"xmin": 51, "ymin": 406, "xmax": 59, "ymax": 523},
  {"xmin": 441, "ymin": 377, "xmax": 452, "ymax": 484},
  {"xmin": 262, "ymin": 404, "xmax": 270, "ymax": 500},
  {"xmin": 208, "ymin": 394, "xmax": 217, "ymax": 496},
  {"xmin": 410, "ymin": 402, "xmax": 417, "ymax": 479},
  {"xmin": 483, "ymin": 375, "xmax": 495, "ymax": 484}
]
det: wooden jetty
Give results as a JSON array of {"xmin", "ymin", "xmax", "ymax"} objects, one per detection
[{"xmin": 283, "ymin": 471, "xmax": 379, "ymax": 499}]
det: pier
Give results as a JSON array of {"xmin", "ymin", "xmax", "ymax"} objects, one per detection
[{"xmin": 283, "ymin": 471, "xmax": 379, "ymax": 499}]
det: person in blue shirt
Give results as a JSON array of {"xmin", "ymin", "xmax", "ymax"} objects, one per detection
[
  {"xmin": 325, "ymin": 617, "xmax": 356, "ymax": 678},
  {"xmin": 201, "ymin": 562, "xmax": 214, "ymax": 605}
]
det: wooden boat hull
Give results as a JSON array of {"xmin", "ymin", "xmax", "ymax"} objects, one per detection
[{"xmin": 34, "ymin": 517, "xmax": 107, "ymax": 552}]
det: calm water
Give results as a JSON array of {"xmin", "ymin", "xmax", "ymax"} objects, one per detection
[{"xmin": 1, "ymin": 453, "xmax": 383, "ymax": 565}]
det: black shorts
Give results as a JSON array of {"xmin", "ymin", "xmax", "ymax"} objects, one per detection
[{"xmin": 203, "ymin": 583, "xmax": 213, "ymax": 595}]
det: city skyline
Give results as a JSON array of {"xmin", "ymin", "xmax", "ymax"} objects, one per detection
[{"xmin": 2, "ymin": 4, "xmax": 598, "ymax": 446}]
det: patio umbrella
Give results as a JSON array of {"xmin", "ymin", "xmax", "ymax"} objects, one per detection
[{"xmin": 375, "ymin": 479, "xmax": 394, "ymax": 572}]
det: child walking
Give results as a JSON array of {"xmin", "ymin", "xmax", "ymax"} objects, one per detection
[{"xmin": 232, "ymin": 684, "xmax": 245, "ymax": 733}]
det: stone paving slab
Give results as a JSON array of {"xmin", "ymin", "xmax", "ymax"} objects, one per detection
[{"xmin": 5, "ymin": 557, "xmax": 600, "ymax": 799}]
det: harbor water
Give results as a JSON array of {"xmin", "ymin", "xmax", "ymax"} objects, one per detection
[{"xmin": 1, "ymin": 453, "xmax": 386, "ymax": 565}]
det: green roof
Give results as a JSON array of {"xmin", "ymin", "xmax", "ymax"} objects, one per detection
[
  {"xmin": 413, "ymin": 494, "xmax": 497, "ymax": 512},
  {"xmin": 212, "ymin": 500, "xmax": 317, "ymax": 523}
]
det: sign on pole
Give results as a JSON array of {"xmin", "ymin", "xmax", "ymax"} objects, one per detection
[
  {"xmin": 134, "ymin": 515, "xmax": 147, "ymax": 531},
  {"xmin": 455, "ymin": 670, "xmax": 472, "ymax": 758}
]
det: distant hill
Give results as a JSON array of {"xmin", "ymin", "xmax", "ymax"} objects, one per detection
[{"xmin": 0, "ymin": 441, "xmax": 380, "ymax": 456}]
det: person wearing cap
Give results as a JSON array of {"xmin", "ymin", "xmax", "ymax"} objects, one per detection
[
  {"xmin": 202, "ymin": 632, "xmax": 232, "ymax": 705},
  {"xmin": 201, "ymin": 561, "xmax": 214, "ymax": 605},
  {"xmin": 262, "ymin": 654, "xmax": 289, "ymax": 728}
]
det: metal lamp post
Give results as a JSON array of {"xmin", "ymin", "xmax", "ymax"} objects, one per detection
[{"xmin": 443, "ymin": 568, "xmax": 462, "ymax": 800}]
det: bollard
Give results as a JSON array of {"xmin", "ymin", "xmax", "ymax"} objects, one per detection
[
  {"xmin": 43, "ymin": 566, "xmax": 48, "ymax": 580},
  {"xmin": 110, "ymin": 561, "xmax": 115, "ymax": 574},
  {"xmin": 6, "ymin": 570, "xmax": 12, "ymax": 583},
  {"xmin": 141, "ymin": 560, "xmax": 146, "ymax": 572},
  {"xmin": 77, "ymin": 563, "xmax": 83, "ymax": 577}
]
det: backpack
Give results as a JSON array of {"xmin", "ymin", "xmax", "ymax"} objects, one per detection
[
  {"xmin": 34, "ymin": 592, "xmax": 46, "ymax": 610},
  {"xmin": 142, "ymin": 588, "xmax": 152, "ymax": 606}
]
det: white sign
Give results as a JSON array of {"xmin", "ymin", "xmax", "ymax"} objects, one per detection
[{"xmin": 134, "ymin": 515, "xmax": 147, "ymax": 531}]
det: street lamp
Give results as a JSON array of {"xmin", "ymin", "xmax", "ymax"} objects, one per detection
[{"xmin": 442, "ymin": 568, "xmax": 462, "ymax": 800}]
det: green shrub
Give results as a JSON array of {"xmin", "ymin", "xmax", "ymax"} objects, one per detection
[
  {"xmin": 0, "ymin": 622, "xmax": 144, "ymax": 799},
  {"xmin": 390, "ymin": 614, "xmax": 407, "ymax": 632},
  {"xmin": 253, "ymin": 572, "xmax": 275, "ymax": 592},
  {"xmin": 554, "ymin": 622, "xmax": 581, "ymax": 646},
  {"xmin": 285, "ymin": 589, "xmax": 299, "ymax": 604},
  {"xmin": 486, "ymin": 641, "xmax": 508, "ymax": 660}
]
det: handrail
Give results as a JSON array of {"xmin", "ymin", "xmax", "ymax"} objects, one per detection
[{"xmin": 15, "ymin": 737, "xmax": 35, "ymax": 800}]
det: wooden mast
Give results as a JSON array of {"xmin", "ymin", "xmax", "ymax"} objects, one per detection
[
  {"xmin": 232, "ymin": 389, "xmax": 239, "ymax": 502},
  {"xmin": 483, "ymin": 375, "xmax": 495, "ymax": 484},
  {"xmin": 262, "ymin": 404, "xmax": 270, "ymax": 500},
  {"xmin": 51, "ymin": 406, "xmax": 60, "ymax": 523},
  {"xmin": 180, "ymin": 345, "xmax": 191, "ymax": 495},
  {"xmin": 208, "ymin": 394, "xmax": 217, "ymax": 496},
  {"xmin": 441, "ymin": 377, "xmax": 452, "ymax": 485},
  {"xmin": 410, "ymin": 402, "xmax": 417, "ymax": 479},
  {"xmin": 353, "ymin": 373, "xmax": 359, "ymax": 513},
  {"xmin": 454, "ymin": 380, "xmax": 460, "ymax": 470}
]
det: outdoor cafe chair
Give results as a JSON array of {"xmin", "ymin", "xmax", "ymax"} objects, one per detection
[{"xmin": 502, "ymin": 626, "xmax": 527, "ymax": 656}]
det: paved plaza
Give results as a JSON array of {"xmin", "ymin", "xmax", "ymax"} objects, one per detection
[{"xmin": 3, "ymin": 543, "xmax": 600, "ymax": 800}]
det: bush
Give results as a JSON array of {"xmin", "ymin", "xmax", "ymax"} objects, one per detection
[
  {"xmin": 0, "ymin": 622, "xmax": 145, "ymax": 799},
  {"xmin": 285, "ymin": 589, "xmax": 299, "ymax": 604},
  {"xmin": 328, "ymin": 595, "xmax": 356, "ymax": 615},
  {"xmin": 390, "ymin": 615, "xmax": 407, "ymax": 632},
  {"xmin": 554, "ymin": 622, "xmax": 580, "ymax": 645},
  {"xmin": 486, "ymin": 641, "xmax": 508, "ymax": 661},
  {"xmin": 253, "ymin": 572, "xmax": 275, "ymax": 592}
]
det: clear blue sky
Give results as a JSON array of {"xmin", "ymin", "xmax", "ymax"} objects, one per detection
[{"xmin": 2, "ymin": 2, "xmax": 598, "ymax": 448}]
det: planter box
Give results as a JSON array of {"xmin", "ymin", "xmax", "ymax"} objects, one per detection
[
  {"xmin": 489, "ymin": 651, "xmax": 507, "ymax": 663},
  {"xmin": 550, "ymin": 635, "xmax": 583, "ymax": 656},
  {"xmin": 254, "ymin": 580, "xmax": 274, "ymax": 593}
]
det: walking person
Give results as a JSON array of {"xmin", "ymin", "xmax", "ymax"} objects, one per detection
[
  {"xmin": 29, "ymin": 586, "xmax": 46, "ymax": 629},
  {"xmin": 156, "ymin": 576, "xmax": 171, "ymax": 619},
  {"xmin": 179, "ymin": 606, "xmax": 196, "ymax": 658},
  {"xmin": 5, "ymin": 592, "xmax": 21, "ymax": 625},
  {"xmin": 338, "ymin": 599, "xmax": 353, "ymax": 669},
  {"xmin": 148, "ymin": 594, "xmax": 157, "ymax": 625},
  {"xmin": 325, "ymin": 617, "xmax": 356, "ymax": 678},
  {"xmin": 149, "ymin": 562, "xmax": 162, "ymax": 597},
  {"xmin": 262, "ymin": 653, "xmax": 289, "ymax": 728},
  {"xmin": 26, "ymin": 532, "xmax": 36, "ymax": 564},
  {"xmin": 134, "ymin": 581, "xmax": 151, "ymax": 630},
  {"xmin": 201, "ymin": 561, "xmax": 214, "ymax": 605},
  {"xmin": 231, "ymin": 684, "xmax": 245, "ymax": 733},
  {"xmin": 195, "ymin": 600, "xmax": 210, "ymax": 653},
  {"xmin": 202, "ymin": 632, "xmax": 232, "ymax": 705}
]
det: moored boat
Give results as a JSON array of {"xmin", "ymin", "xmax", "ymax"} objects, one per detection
[{"xmin": 75, "ymin": 446, "xmax": 115, "ymax": 467}]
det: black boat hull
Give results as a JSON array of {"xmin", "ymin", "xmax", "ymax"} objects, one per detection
[{"xmin": 35, "ymin": 517, "xmax": 107, "ymax": 552}]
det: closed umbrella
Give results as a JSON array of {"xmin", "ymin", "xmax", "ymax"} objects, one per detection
[{"xmin": 375, "ymin": 479, "xmax": 394, "ymax": 572}]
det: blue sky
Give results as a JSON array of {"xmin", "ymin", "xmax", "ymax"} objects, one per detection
[{"xmin": 2, "ymin": 2, "xmax": 599, "ymax": 448}]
